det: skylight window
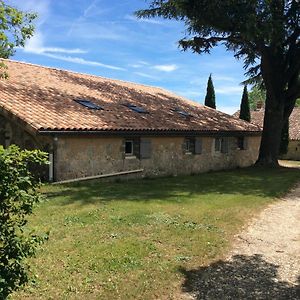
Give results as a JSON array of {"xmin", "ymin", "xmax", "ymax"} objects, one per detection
[
  {"xmin": 173, "ymin": 108, "xmax": 191, "ymax": 117},
  {"xmin": 75, "ymin": 99, "xmax": 103, "ymax": 110},
  {"xmin": 124, "ymin": 103, "xmax": 149, "ymax": 114}
]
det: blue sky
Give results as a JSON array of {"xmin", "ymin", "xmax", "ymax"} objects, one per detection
[{"xmin": 8, "ymin": 0, "xmax": 248, "ymax": 114}]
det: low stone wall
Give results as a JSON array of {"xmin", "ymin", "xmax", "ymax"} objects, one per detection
[{"xmin": 54, "ymin": 135, "xmax": 261, "ymax": 181}]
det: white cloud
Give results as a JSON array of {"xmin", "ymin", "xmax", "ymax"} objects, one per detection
[
  {"xmin": 7, "ymin": 0, "xmax": 50, "ymax": 26},
  {"xmin": 215, "ymin": 86, "xmax": 243, "ymax": 95},
  {"xmin": 68, "ymin": 22, "xmax": 125, "ymax": 41},
  {"xmin": 213, "ymin": 75, "xmax": 236, "ymax": 82},
  {"xmin": 23, "ymin": 31, "xmax": 87, "ymax": 54},
  {"xmin": 134, "ymin": 72, "xmax": 158, "ymax": 80},
  {"xmin": 129, "ymin": 64, "xmax": 144, "ymax": 68},
  {"xmin": 83, "ymin": 0, "xmax": 101, "ymax": 18},
  {"xmin": 217, "ymin": 105, "xmax": 239, "ymax": 115},
  {"xmin": 153, "ymin": 64, "xmax": 178, "ymax": 72},
  {"xmin": 178, "ymin": 91, "xmax": 203, "ymax": 99},
  {"xmin": 190, "ymin": 78, "xmax": 206, "ymax": 86},
  {"xmin": 125, "ymin": 14, "xmax": 163, "ymax": 25},
  {"xmin": 21, "ymin": 31, "xmax": 124, "ymax": 71},
  {"xmin": 190, "ymin": 75, "xmax": 236, "ymax": 86},
  {"xmin": 43, "ymin": 53, "xmax": 126, "ymax": 71},
  {"xmin": 129, "ymin": 61, "xmax": 150, "ymax": 68}
]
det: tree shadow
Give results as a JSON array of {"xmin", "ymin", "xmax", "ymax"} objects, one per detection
[
  {"xmin": 43, "ymin": 166, "xmax": 300, "ymax": 206},
  {"xmin": 179, "ymin": 254, "xmax": 300, "ymax": 299}
]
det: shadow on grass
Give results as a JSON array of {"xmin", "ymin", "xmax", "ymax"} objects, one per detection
[
  {"xmin": 179, "ymin": 254, "xmax": 300, "ymax": 299},
  {"xmin": 45, "ymin": 166, "xmax": 300, "ymax": 206}
]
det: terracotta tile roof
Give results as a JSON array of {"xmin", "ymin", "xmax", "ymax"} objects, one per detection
[
  {"xmin": 0, "ymin": 59, "xmax": 261, "ymax": 134},
  {"xmin": 234, "ymin": 108, "xmax": 300, "ymax": 140}
]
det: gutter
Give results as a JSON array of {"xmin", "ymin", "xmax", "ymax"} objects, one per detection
[{"xmin": 38, "ymin": 129, "xmax": 262, "ymax": 137}]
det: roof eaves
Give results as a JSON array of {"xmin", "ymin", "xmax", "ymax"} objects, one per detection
[{"xmin": 38, "ymin": 128, "xmax": 262, "ymax": 137}]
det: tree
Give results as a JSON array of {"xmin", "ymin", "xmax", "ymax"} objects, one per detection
[
  {"xmin": 248, "ymin": 86, "xmax": 266, "ymax": 110},
  {"xmin": 0, "ymin": 1, "xmax": 36, "ymax": 78},
  {"xmin": 204, "ymin": 74, "xmax": 216, "ymax": 109},
  {"xmin": 136, "ymin": 1, "xmax": 300, "ymax": 166},
  {"xmin": 239, "ymin": 86, "xmax": 250, "ymax": 122},
  {"xmin": 249, "ymin": 85, "xmax": 300, "ymax": 109},
  {"xmin": 0, "ymin": 145, "xmax": 48, "ymax": 298},
  {"xmin": 279, "ymin": 119, "xmax": 289, "ymax": 156}
]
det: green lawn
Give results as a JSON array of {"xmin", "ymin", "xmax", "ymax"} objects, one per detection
[{"xmin": 12, "ymin": 167, "xmax": 300, "ymax": 299}]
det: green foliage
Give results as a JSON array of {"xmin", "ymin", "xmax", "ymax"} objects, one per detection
[
  {"xmin": 0, "ymin": 145, "xmax": 48, "ymax": 299},
  {"xmin": 247, "ymin": 86, "xmax": 300, "ymax": 110},
  {"xmin": 0, "ymin": 1, "xmax": 36, "ymax": 78},
  {"xmin": 204, "ymin": 74, "xmax": 216, "ymax": 109},
  {"xmin": 136, "ymin": 1, "xmax": 299, "ymax": 85},
  {"xmin": 248, "ymin": 86, "xmax": 266, "ymax": 111},
  {"xmin": 239, "ymin": 86, "xmax": 250, "ymax": 122},
  {"xmin": 279, "ymin": 120, "xmax": 289, "ymax": 156},
  {"xmin": 136, "ymin": 1, "xmax": 300, "ymax": 164}
]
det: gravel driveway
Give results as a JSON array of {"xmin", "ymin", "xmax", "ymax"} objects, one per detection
[{"xmin": 181, "ymin": 183, "xmax": 300, "ymax": 299}]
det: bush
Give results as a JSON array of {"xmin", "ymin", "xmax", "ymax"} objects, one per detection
[{"xmin": 0, "ymin": 145, "xmax": 48, "ymax": 298}]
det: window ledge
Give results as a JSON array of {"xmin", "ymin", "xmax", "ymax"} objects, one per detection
[{"xmin": 125, "ymin": 155, "xmax": 137, "ymax": 160}]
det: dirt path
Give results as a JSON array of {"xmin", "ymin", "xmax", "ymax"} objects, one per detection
[{"xmin": 181, "ymin": 184, "xmax": 300, "ymax": 299}]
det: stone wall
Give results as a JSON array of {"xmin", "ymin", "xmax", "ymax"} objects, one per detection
[
  {"xmin": 0, "ymin": 114, "xmax": 51, "ymax": 150},
  {"xmin": 54, "ymin": 135, "xmax": 261, "ymax": 181},
  {"xmin": 0, "ymin": 113, "xmax": 262, "ymax": 181},
  {"xmin": 0, "ymin": 113, "xmax": 52, "ymax": 180},
  {"xmin": 282, "ymin": 140, "xmax": 300, "ymax": 161}
]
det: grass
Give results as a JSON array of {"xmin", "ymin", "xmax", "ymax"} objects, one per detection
[{"xmin": 12, "ymin": 166, "xmax": 300, "ymax": 299}]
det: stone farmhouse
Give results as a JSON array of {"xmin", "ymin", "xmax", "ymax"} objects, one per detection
[
  {"xmin": 249, "ymin": 107, "xmax": 300, "ymax": 161},
  {"xmin": 0, "ymin": 60, "xmax": 261, "ymax": 182}
]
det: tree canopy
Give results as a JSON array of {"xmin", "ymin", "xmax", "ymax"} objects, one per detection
[
  {"xmin": 136, "ymin": 0, "xmax": 300, "ymax": 166},
  {"xmin": 0, "ymin": 1, "xmax": 36, "ymax": 77},
  {"xmin": 204, "ymin": 74, "xmax": 216, "ymax": 109}
]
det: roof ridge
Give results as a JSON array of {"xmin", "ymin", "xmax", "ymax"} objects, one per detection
[{"xmin": 1, "ymin": 58, "xmax": 175, "ymax": 94}]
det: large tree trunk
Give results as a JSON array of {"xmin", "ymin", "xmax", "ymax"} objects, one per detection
[
  {"xmin": 256, "ymin": 94, "xmax": 284, "ymax": 166},
  {"xmin": 256, "ymin": 50, "xmax": 286, "ymax": 167}
]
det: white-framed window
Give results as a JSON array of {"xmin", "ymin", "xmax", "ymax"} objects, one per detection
[
  {"xmin": 125, "ymin": 140, "xmax": 134, "ymax": 156},
  {"xmin": 123, "ymin": 138, "xmax": 152, "ymax": 159},
  {"xmin": 237, "ymin": 137, "xmax": 246, "ymax": 150},
  {"xmin": 184, "ymin": 138, "xmax": 192, "ymax": 153},
  {"xmin": 215, "ymin": 137, "xmax": 229, "ymax": 153},
  {"xmin": 221, "ymin": 138, "xmax": 229, "ymax": 154}
]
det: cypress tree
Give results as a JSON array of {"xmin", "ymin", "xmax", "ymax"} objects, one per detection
[
  {"xmin": 239, "ymin": 85, "xmax": 251, "ymax": 122},
  {"xmin": 204, "ymin": 74, "xmax": 216, "ymax": 109}
]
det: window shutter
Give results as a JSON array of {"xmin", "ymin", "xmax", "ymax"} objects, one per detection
[
  {"xmin": 133, "ymin": 138, "xmax": 141, "ymax": 158},
  {"xmin": 215, "ymin": 138, "xmax": 221, "ymax": 151},
  {"xmin": 195, "ymin": 138, "xmax": 202, "ymax": 154},
  {"xmin": 121, "ymin": 140, "xmax": 126, "ymax": 159},
  {"xmin": 243, "ymin": 137, "xmax": 248, "ymax": 150},
  {"xmin": 190, "ymin": 138, "xmax": 195, "ymax": 154},
  {"xmin": 140, "ymin": 138, "xmax": 152, "ymax": 159},
  {"xmin": 182, "ymin": 140, "xmax": 186, "ymax": 153},
  {"xmin": 221, "ymin": 138, "xmax": 229, "ymax": 153}
]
